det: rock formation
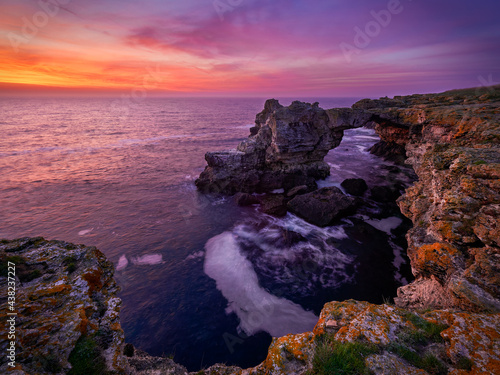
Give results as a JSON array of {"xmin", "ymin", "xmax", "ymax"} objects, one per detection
[
  {"xmin": 287, "ymin": 187, "xmax": 358, "ymax": 227},
  {"xmin": 195, "ymin": 99, "xmax": 372, "ymax": 194}
]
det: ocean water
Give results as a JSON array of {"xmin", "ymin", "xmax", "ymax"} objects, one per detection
[{"xmin": 0, "ymin": 97, "xmax": 414, "ymax": 370}]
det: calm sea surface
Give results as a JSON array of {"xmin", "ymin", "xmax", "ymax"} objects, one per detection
[{"xmin": 0, "ymin": 97, "xmax": 414, "ymax": 370}]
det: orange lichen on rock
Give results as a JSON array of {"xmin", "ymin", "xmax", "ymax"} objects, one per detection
[
  {"xmin": 313, "ymin": 300, "xmax": 369, "ymax": 336},
  {"xmin": 251, "ymin": 332, "xmax": 314, "ymax": 375},
  {"xmin": 429, "ymin": 311, "xmax": 500, "ymax": 374},
  {"xmin": 82, "ymin": 267, "xmax": 104, "ymax": 293},
  {"xmin": 413, "ymin": 242, "xmax": 462, "ymax": 281},
  {"xmin": 31, "ymin": 283, "xmax": 72, "ymax": 300},
  {"xmin": 333, "ymin": 304, "xmax": 412, "ymax": 345},
  {"xmin": 0, "ymin": 238, "xmax": 127, "ymax": 374}
]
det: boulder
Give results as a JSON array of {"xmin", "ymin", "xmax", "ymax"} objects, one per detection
[
  {"xmin": 287, "ymin": 187, "xmax": 358, "ymax": 227},
  {"xmin": 233, "ymin": 192, "xmax": 260, "ymax": 206},
  {"xmin": 286, "ymin": 185, "xmax": 310, "ymax": 197},
  {"xmin": 259, "ymin": 195, "xmax": 288, "ymax": 217},
  {"xmin": 369, "ymin": 185, "xmax": 402, "ymax": 202},
  {"xmin": 341, "ymin": 178, "xmax": 368, "ymax": 196}
]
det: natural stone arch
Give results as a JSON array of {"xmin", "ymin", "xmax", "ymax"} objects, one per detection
[{"xmin": 195, "ymin": 99, "xmax": 376, "ymax": 194}]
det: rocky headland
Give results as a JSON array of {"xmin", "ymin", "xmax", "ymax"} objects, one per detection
[{"xmin": 1, "ymin": 86, "xmax": 499, "ymax": 374}]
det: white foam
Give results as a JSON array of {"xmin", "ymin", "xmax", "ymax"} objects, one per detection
[
  {"xmin": 132, "ymin": 254, "xmax": 163, "ymax": 265},
  {"xmin": 204, "ymin": 232, "xmax": 318, "ymax": 337},
  {"xmin": 116, "ymin": 255, "xmax": 129, "ymax": 271},
  {"xmin": 388, "ymin": 239, "xmax": 409, "ymax": 284},
  {"xmin": 270, "ymin": 213, "xmax": 349, "ymax": 240},
  {"xmin": 185, "ymin": 251, "xmax": 205, "ymax": 261},
  {"xmin": 316, "ymin": 180, "xmax": 342, "ymax": 189},
  {"xmin": 271, "ymin": 189, "xmax": 285, "ymax": 194},
  {"xmin": 78, "ymin": 228, "xmax": 93, "ymax": 236},
  {"xmin": 352, "ymin": 135, "xmax": 379, "ymax": 141},
  {"xmin": 365, "ymin": 217, "xmax": 402, "ymax": 234}
]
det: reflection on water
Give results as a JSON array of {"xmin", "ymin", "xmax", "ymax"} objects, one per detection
[{"xmin": 0, "ymin": 97, "xmax": 414, "ymax": 371}]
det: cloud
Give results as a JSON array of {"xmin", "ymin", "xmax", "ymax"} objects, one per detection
[{"xmin": 0, "ymin": 0, "xmax": 499, "ymax": 96}]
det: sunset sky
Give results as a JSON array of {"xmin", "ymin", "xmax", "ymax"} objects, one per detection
[{"xmin": 1, "ymin": 0, "xmax": 499, "ymax": 97}]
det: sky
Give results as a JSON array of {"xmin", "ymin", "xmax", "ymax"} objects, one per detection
[{"xmin": 0, "ymin": 0, "xmax": 499, "ymax": 97}]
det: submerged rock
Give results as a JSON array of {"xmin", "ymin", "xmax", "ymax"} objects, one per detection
[{"xmin": 233, "ymin": 192, "xmax": 260, "ymax": 206}]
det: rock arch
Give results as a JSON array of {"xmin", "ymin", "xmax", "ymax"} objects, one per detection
[{"xmin": 195, "ymin": 99, "xmax": 375, "ymax": 194}]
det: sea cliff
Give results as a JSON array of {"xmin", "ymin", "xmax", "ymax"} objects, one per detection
[{"xmin": 1, "ymin": 85, "xmax": 498, "ymax": 374}]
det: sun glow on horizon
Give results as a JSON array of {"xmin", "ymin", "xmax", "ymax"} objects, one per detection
[{"xmin": 1, "ymin": 0, "xmax": 499, "ymax": 97}]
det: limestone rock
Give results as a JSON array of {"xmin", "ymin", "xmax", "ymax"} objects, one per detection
[
  {"xmin": 366, "ymin": 353, "xmax": 428, "ymax": 375},
  {"xmin": 233, "ymin": 192, "xmax": 260, "ymax": 206},
  {"xmin": 196, "ymin": 100, "xmax": 373, "ymax": 194},
  {"xmin": 359, "ymin": 85, "xmax": 500, "ymax": 313},
  {"xmin": 259, "ymin": 195, "xmax": 288, "ymax": 217}
]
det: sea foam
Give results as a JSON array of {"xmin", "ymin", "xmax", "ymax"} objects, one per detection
[{"xmin": 204, "ymin": 232, "xmax": 318, "ymax": 337}]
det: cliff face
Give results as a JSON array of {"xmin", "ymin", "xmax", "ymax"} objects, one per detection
[{"xmin": 353, "ymin": 87, "xmax": 500, "ymax": 313}]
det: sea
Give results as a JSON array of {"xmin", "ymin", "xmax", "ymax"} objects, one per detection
[{"xmin": 0, "ymin": 97, "xmax": 415, "ymax": 371}]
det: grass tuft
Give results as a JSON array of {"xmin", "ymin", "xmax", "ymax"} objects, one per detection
[
  {"xmin": 387, "ymin": 344, "xmax": 447, "ymax": 375},
  {"xmin": 456, "ymin": 356, "xmax": 473, "ymax": 371},
  {"xmin": 401, "ymin": 312, "xmax": 448, "ymax": 343},
  {"xmin": 310, "ymin": 337, "xmax": 379, "ymax": 375},
  {"xmin": 68, "ymin": 333, "xmax": 111, "ymax": 375}
]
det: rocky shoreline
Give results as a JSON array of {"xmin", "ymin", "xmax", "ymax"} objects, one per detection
[{"xmin": 1, "ymin": 85, "xmax": 499, "ymax": 374}]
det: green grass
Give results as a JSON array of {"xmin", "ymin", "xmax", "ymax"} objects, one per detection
[
  {"xmin": 401, "ymin": 312, "xmax": 448, "ymax": 344},
  {"xmin": 63, "ymin": 255, "xmax": 78, "ymax": 274},
  {"xmin": 68, "ymin": 333, "xmax": 111, "ymax": 375},
  {"xmin": 473, "ymin": 160, "xmax": 487, "ymax": 165},
  {"xmin": 310, "ymin": 338, "xmax": 379, "ymax": 375},
  {"xmin": 309, "ymin": 312, "xmax": 449, "ymax": 375},
  {"xmin": 456, "ymin": 356, "xmax": 473, "ymax": 371},
  {"xmin": 387, "ymin": 344, "xmax": 447, "ymax": 375}
]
